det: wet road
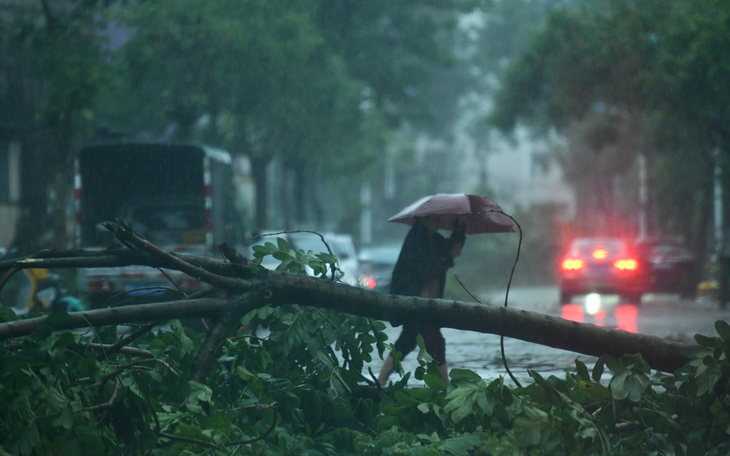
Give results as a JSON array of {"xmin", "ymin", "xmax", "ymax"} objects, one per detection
[{"xmin": 369, "ymin": 287, "xmax": 730, "ymax": 386}]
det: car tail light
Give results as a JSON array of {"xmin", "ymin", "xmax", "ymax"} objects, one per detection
[
  {"xmin": 561, "ymin": 258, "xmax": 585, "ymax": 271},
  {"xmin": 613, "ymin": 259, "xmax": 638, "ymax": 271},
  {"xmin": 359, "ymin": 275, "xmax": 377, "ymax": 289},
  {"xmin": 592, "ymin": 249, "xmax": 609, "ymax": 260},
  {"xmin": 89, "ymin": 280, "xmax": 114, "ymax": 292}
]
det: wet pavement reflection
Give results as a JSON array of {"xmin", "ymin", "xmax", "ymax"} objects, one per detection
[{"xmin": 368, "ymin": 286, "xmax": 730, "ymax": 386}]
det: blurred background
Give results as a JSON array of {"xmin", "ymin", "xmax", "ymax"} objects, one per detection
[{"xmin": 0, "ymin": 0, "xmax": 729, "ymax": 308}]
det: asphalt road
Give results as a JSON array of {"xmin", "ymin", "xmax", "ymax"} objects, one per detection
[{"xmin": 368, "ymin": 286, "xmax": 730, "ymax": 386}]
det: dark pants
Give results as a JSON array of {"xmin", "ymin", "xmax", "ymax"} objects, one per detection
[{"xmin": 392, "ymin": 324, "xmax": 446, "ymax": 365}]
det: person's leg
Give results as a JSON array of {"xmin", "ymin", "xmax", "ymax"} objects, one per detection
[
  {"xmin": 377, "ymin": 354, "xmax": 395, "ymax": 385},
  {"xmin": 421, "ymin": 326, "xmax": 449, "ymax": 384},
  {"xmin": 438, "ymin": 363, "xmax": 450, "ymax": 385},
  {"xmin": 378, "ymin": 326, "xmax": 417, "ymax": 385}
]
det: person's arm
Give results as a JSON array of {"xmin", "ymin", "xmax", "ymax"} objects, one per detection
[
  {"xmin": 449, "ymin": 217, "xmax": 466, "ymax": 249},
  {"xmin": 439, "ymin": 217, "xmax": 466, "ymax": 260}
]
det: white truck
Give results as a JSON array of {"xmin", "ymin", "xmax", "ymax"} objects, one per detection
[{"xmin": 74, "ymin": 143, "xmax": 243, "ymax": 307}]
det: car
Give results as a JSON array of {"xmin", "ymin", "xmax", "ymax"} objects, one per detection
[
  {"xmin": 633, "ymin": 238, "xmax": 698, "ymax": 299},
  {"xmin": 357, "ymin": 243, "xmax": 402, "ymax": 292},
  {"xmin": 559, "ymin": 237, "xmax": 644, "ymax": 304}
]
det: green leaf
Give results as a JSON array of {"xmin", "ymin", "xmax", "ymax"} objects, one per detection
[
  {"xmin": 47, "ymin": 387, "xmax": 68, "ymax": 409},
  {"xmin": 610, "ymin": 371, "xmax": 649, "ymax": 402},
  {"xmin": 610, "ymin": 371, "xmax": 629, "ymax": 400},
  {"xmin": 276, "ymin": 237, "xmax": 290, "ymax": 251},
  {"xmin": 394, "ymin": 391, "xmax": 420, "ymax": 406},
  {"xmin": 694, "ymin": 334, "xmax": 721, "ymax": 348},
  {"xmin": 19, "ymin": 422, "xmax": 40, "ymax": 456},
  {"xmin": 624, "ymin": 373, "xmax": 650, "ymax": 402},
  {"xmin": 715, "ymin": 320, "xmax": 730, "ymax": 342},
  {"xmin": 578, "ymin": 380, "xmax": 611, "ymax": 402},
  {"xmin": 423, "ymin": 373, "xmax": 446, "ymax": 390},
  {"xmin": 592, "ymin": 358, "xmax": 605, "ymax": 382},
  {"xmin": 603, "ymin": 355, "xmax": 626, "ymax": 374},
  {"xmin": 445, "ymin": 384, "xmax": 481, "ymax": 423},
  {"xmin": 476, "ymin": 390, "xmax": 494, "ymax": 416},
  {"xmin": 449, "ymin": 369, "xmax": 483, "ymax": 384},
  {"xmin": 0, "ymin": 306, "xmax": 17, "ymax": 322},
  {"xmin": 52, "ymin": 406, "xmax": 74, "ymax": 429},
  {"xmin": 575, "ymin": 359, "xmax": 590, "ymax": 381},
  {"xmin": 438, "ymin": 433, "xmax": 481, "ymax": 456},
  {"xmin": 417, "ymin": 403, "xmax": 431, "ymax": 414}
]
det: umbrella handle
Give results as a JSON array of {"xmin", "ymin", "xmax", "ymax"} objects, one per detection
[{"xmin": 450, "ymin": 218, "xmax": 467, "ymax": 245}]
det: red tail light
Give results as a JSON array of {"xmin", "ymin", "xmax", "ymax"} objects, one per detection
[
  {"xmin": 561, "ymin": 259, "xmax": 585, "ymax": 271},
  {"xmin": 359, "ymin": 275, "xmax": 377, "ymax": 289},
  {"xmin": 613, "ymin": 259, "xmax": 638, "ymax": 271}
]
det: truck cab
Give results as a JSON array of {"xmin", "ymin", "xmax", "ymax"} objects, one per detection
[{"xmin": 75, "ymin": 143, "xmax": 242, "ymax": 307}]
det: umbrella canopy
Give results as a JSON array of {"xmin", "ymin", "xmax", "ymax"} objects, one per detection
[{"xmin": 388, "ymin": 193, "xmax": 514, "ymax": 234}]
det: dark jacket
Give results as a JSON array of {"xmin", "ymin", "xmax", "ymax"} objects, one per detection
[{"xmin": 390, "ymin": 219, "xmax": 466, "ymax": 298}]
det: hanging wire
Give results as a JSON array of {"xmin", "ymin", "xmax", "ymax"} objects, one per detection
[{"xmin": 478, "ymin": 209, "xmax": 524, "ymax": 388}]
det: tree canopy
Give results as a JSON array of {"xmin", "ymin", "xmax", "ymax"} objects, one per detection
[{"xmin": 489, "ymin": 0, "xmax": 730, "ymax": 256}]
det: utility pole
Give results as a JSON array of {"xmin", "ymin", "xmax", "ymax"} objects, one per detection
[
  {"xmin": 360, "ymin": 183, "xmax": 372, "ymax": 245},
  {"xmin": 714, "ymin": 148, "xmax": 726, "ymax": 308},
  {"xmin": 714, "ymin": 148, "xmax": 723, "ymax": 258},
  {"xmin": 638, "ymin": 153, "xmax": 648, "ymax": 238}
]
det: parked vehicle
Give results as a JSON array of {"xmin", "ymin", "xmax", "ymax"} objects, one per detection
[
  {"xmin": 75, "ymin": 143, "xmax": 242, "ymax": 307},
  {"xmin": 558, "ymin": 237, "xmax": 644, "ymax": 304},
  {"xmin": 0, "ymin": 250, "xmax": 84, "ymax": 315},
  {"xmin": 357, "ymin": 243, "xmax": 402, "ymax": 292},
  {"xmin": 633, "ymin": 238, "xmax": 698, "ymax": 299}
]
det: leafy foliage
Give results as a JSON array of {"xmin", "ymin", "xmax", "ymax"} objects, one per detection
[
  {"xmin": 2, "ymin": 241, "xmax": 730, "ymax": 455},
  {"xmin": 251, "ymin": 237, "xmax": 340, "ymax": 279}
]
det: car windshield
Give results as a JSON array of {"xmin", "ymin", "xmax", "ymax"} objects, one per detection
[
  {"xmin": 125, "ymin": 206, "xmax": 204, "ymax": 231},
  {"xmin": 360, "ymin": 246, "xmax": 401, "ymax": 265},
  {"xmin": 329, "ymin": 239, "xmax": 353, "ymax": 260},
  {"xmin": 570, "ymin": 239, "xmax": 628, "ymax": 258},
  {"xmin": 288, "ymin": 234, "xmax": 331, "ymax": 255}
]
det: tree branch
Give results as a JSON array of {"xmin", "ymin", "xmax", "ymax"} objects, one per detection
[
  {"xmin": 0, "ymin": 249, "xmax": 694, "ymax": 374},
  {"xmin": 0, "ymin": 296, "xmax": 233, "ymax": 341},
  {"xmin": 102, "ymin": 220, "xmax": 250, "ymax": 290},
  {"xmin": 188, "ymin": 290, "xmax": 264, "ymax": 382}
]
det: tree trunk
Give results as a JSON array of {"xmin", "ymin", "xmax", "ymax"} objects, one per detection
[
  {"xmin": 250, "ymin": 155, "xmax": 270, "ymax": 231},
  {"xmin": 293, "ymin": 155, "xmax": 306, "ymax": 224},
  {"xmin": 0, "ymin": 254, "xmax": 693, "ymax": 375},
  {"xmin": 11, "ymin": 132, "xmax": 53, "ymax": 254},
  {"xmin": 692, "ymin": 156, "xmax": 714, "ymax": 262},
  {"xmin": 49, "ymin": 105, "xmax": 78, "ymax": 250},
  {"xmin": 280, "ymin": 164, "xmax": 291, "ymax": 230}
]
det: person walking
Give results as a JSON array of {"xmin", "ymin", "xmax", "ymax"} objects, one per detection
[{"xmin": 377, "ymin": 215, "xmax": 466, "ymax": 385}]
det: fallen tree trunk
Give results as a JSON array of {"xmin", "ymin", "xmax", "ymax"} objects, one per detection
[
  {"xmin": 0, "ymin": 264, "xmax": 691, "ymax": 374},
  {"xmin": 0, "ymin": 222, "xmax": 696, "ymax": 378}
]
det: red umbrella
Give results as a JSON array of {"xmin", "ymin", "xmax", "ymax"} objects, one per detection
[{"xmin": 388, "ymin": 193, "xmax": 514, "ymax": 234}]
